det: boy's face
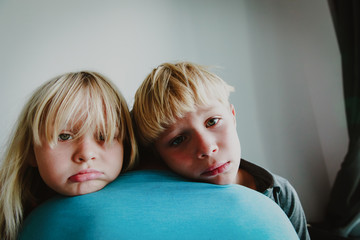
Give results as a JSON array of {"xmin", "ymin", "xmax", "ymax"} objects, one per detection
[
  {"xmin": 33, "ymin": 124, "xmax": 123, "ymax": 196},
  {"xmin": 155, "ymin": 100, "xmax": 241, "ymax": 185}
]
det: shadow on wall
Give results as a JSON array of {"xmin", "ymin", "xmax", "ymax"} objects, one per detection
[{"xmin": 242, "ymin": 0, "xmax": 346, "ymax": 222}]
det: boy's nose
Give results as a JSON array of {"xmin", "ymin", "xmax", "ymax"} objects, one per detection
[
  {"xmin": 74, "ymin": 138, "xmax": 97, "ymax": 163},
  {"xmin": 196, "ymin": 133, "xmax": 218, "ymax": 159}
]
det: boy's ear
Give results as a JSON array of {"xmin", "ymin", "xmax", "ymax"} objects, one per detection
[{"xmin": 230, "ymin": 104, "xmax": 236, "ymax": 125}]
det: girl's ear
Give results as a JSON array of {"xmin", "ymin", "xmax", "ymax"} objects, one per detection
[{"xmin": 28, "ymin": 145, "xmax": 38, "ymax": 167}]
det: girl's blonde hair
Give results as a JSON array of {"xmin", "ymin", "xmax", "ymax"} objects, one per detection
[
  {"xmin": 132, "ymin": 62, "xmax": 234, "ymax": 146},
  {"xmin": 0, "ymin": 71, "xmax": 137, "ymax": 240}
]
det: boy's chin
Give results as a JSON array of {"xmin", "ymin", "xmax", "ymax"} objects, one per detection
[{"xmin": 202, "ymin": 175, "xmax": 236, "ymax": 185}]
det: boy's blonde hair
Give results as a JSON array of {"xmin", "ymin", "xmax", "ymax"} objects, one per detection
[
  {"xmin": 0, "ymin": 71, "xmax": 137, "ymax": 240},
  {"xmin": 132, "ymin": 62, "xmax": 234, "ymax": 146}
]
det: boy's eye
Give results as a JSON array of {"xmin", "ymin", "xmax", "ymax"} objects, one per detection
[
  {"xmin": 170, "ymin": 136, "xmax": 186, "ymax": 146},
  {"xmin": 58, "ymin": 133, "xmax": 72, "ymax": 141},
  {"xmin": 206, "ymin": 118, "xmax": 219, "ymax": 127}
]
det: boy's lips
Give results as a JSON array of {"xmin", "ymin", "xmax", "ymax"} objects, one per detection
[
  {"xmin": 201, "ymin": 161, "xmax": 231, "ymax": 177},
  {"xmin": 69, "ymin": 169, "xmax": 103, "ymax": 182}
]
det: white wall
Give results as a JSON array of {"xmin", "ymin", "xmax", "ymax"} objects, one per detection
[{"xmin": 0, "ymin": 0, "xmax": 348, "ymax": 221}]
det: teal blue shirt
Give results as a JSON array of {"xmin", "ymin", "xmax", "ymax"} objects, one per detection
[{"xmin": 19, "ymin": 170, "xmax": 298, "ymax": 240}]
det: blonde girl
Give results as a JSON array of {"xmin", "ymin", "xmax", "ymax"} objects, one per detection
[{"xmin": 0, "ymin": 71, "xmax": 137, "ymax": 240}]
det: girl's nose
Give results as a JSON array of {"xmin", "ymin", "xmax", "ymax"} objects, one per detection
[
  {"xmin": 73, "ymin": 137, "xmax": 97, "ymax": 163},
  {"xmin": 195, "ymin": 133, "xmax": 218, "ymax": 159}
]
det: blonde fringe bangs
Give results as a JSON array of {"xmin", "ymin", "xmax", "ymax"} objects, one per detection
[
  {"xmin": 31, "ymin": 73, "xmax": 123, "ymax": 149},
  {"xmin": 133, "ymin": 62, "xmax": 234, "ymax": 146}
]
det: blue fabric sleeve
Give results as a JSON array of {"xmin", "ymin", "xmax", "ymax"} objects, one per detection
[{"xmin": 19, "ymin": 170, "xmax": 299, "ymax": 240}]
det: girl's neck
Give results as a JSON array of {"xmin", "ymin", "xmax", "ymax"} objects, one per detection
[{"xmin": 25, "ymin": 177, "xmax": 57, "ymax": 218}]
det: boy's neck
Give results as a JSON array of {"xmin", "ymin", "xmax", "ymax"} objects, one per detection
[{"xmin": 237, "ymin": 168, "xmax": 257, "ymax": 190}]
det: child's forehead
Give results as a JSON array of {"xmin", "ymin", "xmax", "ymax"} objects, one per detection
[
  {"xmin": 190, "ymin": 100, "xmax": 230, "ymax": 115},
  {"xmin": 58, "ymin": 110, "xmax": 106, "ymax": 130},
  {"xmin": 163, "ymin": 101, "xmax": 230, "ymax": 129}
]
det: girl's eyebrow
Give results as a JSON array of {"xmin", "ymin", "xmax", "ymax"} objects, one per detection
[{"xmin": 59, "ymin": 127, "xmax": 78, "ymax": 133}]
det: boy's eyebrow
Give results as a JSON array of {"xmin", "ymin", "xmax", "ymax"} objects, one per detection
[
  {"xmin": 201, "ymin": 105, "xmax": 215, "ymax": 112},
  {"xmin": 158, "ymin": 122, "xmax": 184, "ymax": 139}
]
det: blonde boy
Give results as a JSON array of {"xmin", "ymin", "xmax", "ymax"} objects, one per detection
[{"xmin": 132, "ymin": 62, "xmax": 310, "ymax": 240}]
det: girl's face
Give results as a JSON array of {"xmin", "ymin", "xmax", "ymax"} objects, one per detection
[{"xmin": 33, "ymin": 125, "xmax": 124, "ymax": 196}]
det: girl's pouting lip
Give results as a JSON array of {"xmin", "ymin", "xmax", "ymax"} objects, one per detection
[{"xmin": 68, "ymin": 169, "xmax": 104, "ymax": 182}]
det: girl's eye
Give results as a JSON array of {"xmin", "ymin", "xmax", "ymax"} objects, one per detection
[
  {"xmin": 206, "ymin": 118, "xmax": 219, "ymax": 127},
  {"xmin": 58, "ymin": 133, "xmax": 72, "ymax": 141},
  {"xmin": 99, "ymin": 134, "xmax": 105, "ymax": 141},
  {"xmin": 170, "ymin": 136, "xmax": 186, "ymax": 146}
]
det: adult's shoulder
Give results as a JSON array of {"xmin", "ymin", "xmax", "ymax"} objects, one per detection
[{"xmin": 19, "ymin": 170, "xmax": 298, "ymax": 240}]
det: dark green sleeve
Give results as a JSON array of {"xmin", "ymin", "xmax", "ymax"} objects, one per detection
[{"xmin": 267, "ymin": 174, "xmax": 310, "ymax": 240}]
